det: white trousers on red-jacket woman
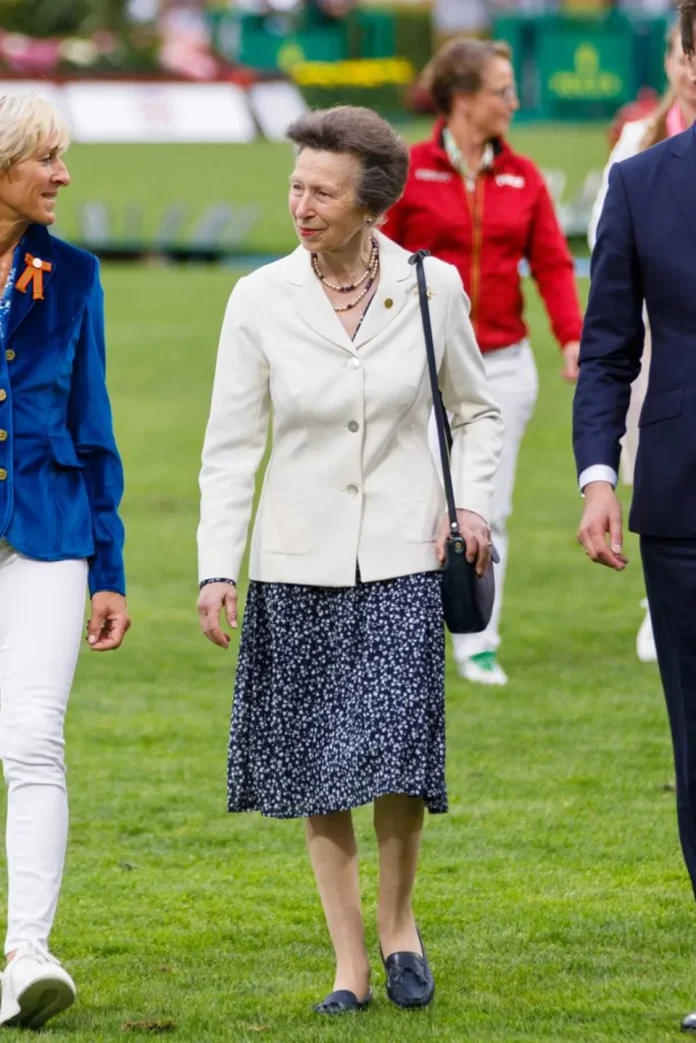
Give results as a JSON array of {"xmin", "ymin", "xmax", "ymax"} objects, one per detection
[
  {"xmin": 0, "ymin": 542, "xmax": 86, "ymax": 955},
  {"xmin": 430, "ymin": 339, "xmax": 538, "ymax": 662},
  {"xmin": 620, "ymin": 313, "xmax": 650, "ymax": 487}
]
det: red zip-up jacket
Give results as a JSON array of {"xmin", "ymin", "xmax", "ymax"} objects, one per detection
[{"xmin": 382, "ymin": 121, "xmax": 583, "ymax": 353}]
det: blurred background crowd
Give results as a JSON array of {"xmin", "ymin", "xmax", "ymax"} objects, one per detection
[{"xmin": 0, "ymin": 1, "xmax": 679, "ymax": 83}]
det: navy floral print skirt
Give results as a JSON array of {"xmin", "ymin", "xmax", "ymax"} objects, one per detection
[{"xmin": 227, "ymin": 570, "xmax": 447, "ymax": 819}]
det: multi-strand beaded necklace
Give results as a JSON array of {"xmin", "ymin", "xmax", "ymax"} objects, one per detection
[{"xmin": 311, "ymin": 237, "xmax": 379, "ymax": 313}]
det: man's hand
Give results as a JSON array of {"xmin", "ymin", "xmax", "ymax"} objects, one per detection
[
  {"xmin": 561, "ymin": 340, "xmax": 581, "ymax": 383},
  {"xmin": 577, "ymin": 481, "xmax": 628, "ymax": 570},
  {"xmin": 87, "ymin": 592, "xmax": 131, "ymax": 651},
  {"xmin": 198, "ymin": 582, "xmax": 238, "ymax": 649}
]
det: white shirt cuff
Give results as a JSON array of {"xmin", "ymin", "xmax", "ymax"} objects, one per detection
[{"xmin": 578, "ymin": 465, "xmax": 618, "ymax": 493}]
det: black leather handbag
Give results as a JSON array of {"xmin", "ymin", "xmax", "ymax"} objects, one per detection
[{"xmin": 410, "ymin": 249, "xmax": 498, "ymax": 634}]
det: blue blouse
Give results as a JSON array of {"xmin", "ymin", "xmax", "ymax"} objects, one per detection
[{"xmin": 0, "ymin": 247, "xmax": 20, "ymax": 349}]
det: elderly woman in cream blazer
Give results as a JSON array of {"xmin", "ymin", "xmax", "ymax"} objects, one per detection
[{"xmin": 197, "ymin": 105, "xmax": 503, "ymax": 1016}]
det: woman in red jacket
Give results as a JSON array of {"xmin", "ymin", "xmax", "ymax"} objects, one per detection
[{"xmin": 383, "ymin": 38, "xmax": 583, "ymax": 687}]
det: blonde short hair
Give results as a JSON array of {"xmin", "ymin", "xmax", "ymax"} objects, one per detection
[{"xmin": 0, "ymin": 93, "xmax": 70, "ymax": 173}]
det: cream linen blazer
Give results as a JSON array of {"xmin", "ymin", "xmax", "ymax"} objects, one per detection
[{"xmin": 198, "ymin": 231, "xmax": 503, "ymax": 588}]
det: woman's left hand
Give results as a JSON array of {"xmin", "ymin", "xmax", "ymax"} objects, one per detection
[
  {"xmin": 87, "ymin": 592, "xmax": 131, "ymax": 651},
  {"xmin": 435, "ymin": 509, "xmax": 492, "ymax": 576},
  {"xmin": 561, "ymin": 340, "xmax": 581, "ymax": 383}
]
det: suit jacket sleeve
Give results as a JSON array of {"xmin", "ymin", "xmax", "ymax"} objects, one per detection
[
  {"xmin": 68, "ymin": 258, "xmax": 126, "ymax": 597},
  {"xmin": 198, "ymin": 277, "xmax": 270, "ymax": 584},
  {"xmin": 573, "ymin": 162, "xmax": 644, "ymax": 478},
  {"xmin": 438, "ymin": 263, "xmax": 504, "ymax": 523}
]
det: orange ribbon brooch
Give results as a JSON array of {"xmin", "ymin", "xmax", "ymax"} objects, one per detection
[{"xmin": 16, "ymin": 254, "xmax": 52, "ymax": 301}]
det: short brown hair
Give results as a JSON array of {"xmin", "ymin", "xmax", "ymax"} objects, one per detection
[
  {"xmin": 680, "ymin": 0, "xmax": 696, "ymax": 55},
  {"xmin": 286, "ymin": 106, "xmax": 409, "ymax": 217},
  {"xmin": 421, "ymin": 38, "xmax": 513, "ymax": 117}
]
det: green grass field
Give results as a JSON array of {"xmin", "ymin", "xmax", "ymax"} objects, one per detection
[
  {"xmin": 44, "ymin": 266, "xmax": 693, "ymax": 1043},
  {"xmin": 53, "ymin": 122, "xmax": 609, "ymax": 254},
  {"xmin": 9, "ymin": 123, "xmax": 695, "ymax": 1042}
]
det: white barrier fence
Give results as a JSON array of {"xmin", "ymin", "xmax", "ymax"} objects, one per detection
[{"xmin": 0, "ymin": 78, "xmax": 308, "ymax": 143}]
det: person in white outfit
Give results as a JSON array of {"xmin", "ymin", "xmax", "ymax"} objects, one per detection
[
  {"xmin": 588, "ymin": 19, "xmax": 696, "ymax": 663},
  {"xmin": 0, "ymin": 93, "xmax": 130, "ymax": 1029},
  {"xmin": 383, "ymin": 39, "xmax": 584, "ymax": 686}
]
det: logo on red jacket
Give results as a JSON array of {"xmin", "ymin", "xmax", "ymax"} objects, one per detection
[
  {"xmin": 414, "ymin": 169, "xmax": 453, "ymax": 182},
  {"xmin": 495, "ymin": 174, "xmax": 525, "ymax": 189}
]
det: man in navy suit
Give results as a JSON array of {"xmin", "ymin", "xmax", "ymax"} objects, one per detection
[{"xmin": 574, "ymin": 1, "xmax": 696, "ymax": 1029}]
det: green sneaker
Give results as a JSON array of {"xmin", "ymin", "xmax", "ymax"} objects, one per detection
[{"xmin": 459, "ymin": 651, "xmax": 508, "ymax": 686}]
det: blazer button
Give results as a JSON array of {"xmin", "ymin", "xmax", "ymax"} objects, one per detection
[
  {"xmin": 348, "ymin": 420, "xmax": 359, "ymax": 433},
  {"xmin": 5, "ymin": 350, "xmax": 15, "ymax": 362},
  {"xmin": 0, "ymin": 430, "xmax": 7, "ymax": 442},
  {"xmin": 346, "ymin": 484, "xmax": 359, "ymax": 496},
  {"xmin": 0, "ymin": 390, "xmax": 7, "ymax": 402},
  {"xmin": 384, "ymin": 298, "xmax": 393, "ymax": 309},
  {"xmin": 351, "ymin": 357, "xmax": 360, "ymax": 368},
  {"xmin": 0, "ymin": 469, "xmax": 8, "ymax": 480}
]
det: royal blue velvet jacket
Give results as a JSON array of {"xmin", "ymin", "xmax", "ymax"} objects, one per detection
[{"xmin": 2, "ymin": 223, "xmax": 125, "ymax": 595}]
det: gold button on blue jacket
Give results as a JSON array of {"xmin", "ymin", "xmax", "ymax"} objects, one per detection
[{"xmin": 1, "ymin": 224, "xmax": 125, "ymax": 596}]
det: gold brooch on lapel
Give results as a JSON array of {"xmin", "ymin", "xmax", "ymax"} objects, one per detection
[
  {"xmin": 413, "ymin": 287, "xmax": 434, "ymax": 299},
  {"xmin": 16, "ymin": 254, "xmax": 52, "ymax": 301}
]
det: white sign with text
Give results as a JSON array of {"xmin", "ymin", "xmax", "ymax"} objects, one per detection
[{"xmin": 63, "ymin": 82, "xmax": 257, "ymax": 143}]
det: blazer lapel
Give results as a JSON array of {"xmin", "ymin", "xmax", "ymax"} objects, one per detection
[
  {"xmin": 7, "ymin": 225, "xmax": 57, "ymax": 342},
  {"xmin": 352, "ymin": 234, "xmax": 414, "ymax": 350},
  {"xmin": 288, "ymin": 233, "xmax": 417, "ymax": 355},
  {"xmin": 668, "ymin": 128, "xmax": 696, "ymax": 255},
  {"xmin": 288, "ymin": 246, "xmax": 356, "ymax": 355}
]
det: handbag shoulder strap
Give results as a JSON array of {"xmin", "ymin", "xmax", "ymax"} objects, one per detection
[{"xmin": 409, "ymin": 249, "xmax": 460, "ymax": 539}]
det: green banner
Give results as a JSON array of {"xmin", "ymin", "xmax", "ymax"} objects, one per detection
[{"xmin": 494, "ymin": 11, "xmax": 668, "ymax": 121}]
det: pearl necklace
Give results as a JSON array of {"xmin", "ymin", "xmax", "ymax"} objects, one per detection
[
  {"xmin": 332, "ymin": 267, "xmax": 379, "ymax": 313},
  {"xmin": 312, "ymin": 240, "xmax": 380, "ymax": 312},
  {"xmin": 312, "ymin": 237, "xmax": 378, "ymax": 293}
]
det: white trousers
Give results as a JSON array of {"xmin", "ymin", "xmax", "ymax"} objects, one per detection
[
  {"xmin": 620, "ymin": 318, "xmax": 651, "ymax": 487},
  {"xmin": 0, "ymin": 543, "xmax": 86, "ymax": 954},
  {"xmin": 430, "ymin": 341, "xmax": 538, "ymax": 661}
]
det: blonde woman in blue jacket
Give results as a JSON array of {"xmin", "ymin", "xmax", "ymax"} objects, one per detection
[{"xmin": 0, "ymin": 93, "xmax": 129, "ymax": 1029}]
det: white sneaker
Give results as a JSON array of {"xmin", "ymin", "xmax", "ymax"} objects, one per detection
[
  {"xmin": 637, "ymin": 599, "xmax": 657, "ymax": 663},
  {"xmin": 0, "ymin": 943, "xmax": 76, "ymax": 1029},
  {"xmin": 458, "ymin": 651, "xmax": 509, "ymax": 686}
]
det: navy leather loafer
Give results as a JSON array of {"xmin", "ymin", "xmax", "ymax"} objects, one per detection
[
  {"xmin": 313, "ymin": 989, "xmax": 372, "ymax": 1015},
  {"xmin": 381, "ymin": 933, "xmax": 434, "ymax": 1010}
]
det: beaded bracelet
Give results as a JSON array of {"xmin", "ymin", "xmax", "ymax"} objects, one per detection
[{"xmin": 199, "ymin": 577, "xmax": 236, "ymax": 590}]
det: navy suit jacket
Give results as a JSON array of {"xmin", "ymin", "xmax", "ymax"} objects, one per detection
[
  {"xmin": 574, "ymin": 125, "xmax": 696, "ymax": 537},
  {"xmin": 2, "ymin": 224, "xmax": 125, "ymax": 595}
]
